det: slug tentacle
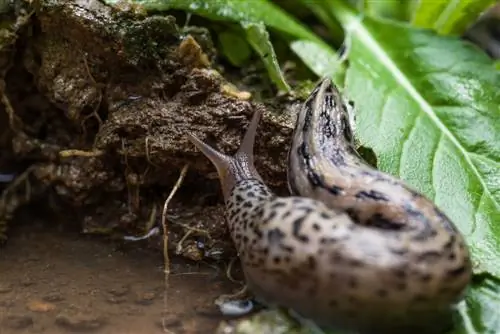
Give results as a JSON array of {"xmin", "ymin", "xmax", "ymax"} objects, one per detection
[{"xmin": 187, "ymin": 109, "xmax": 264, "ymax": 202}]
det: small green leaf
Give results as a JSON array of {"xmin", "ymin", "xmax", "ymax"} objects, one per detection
[
  {"xmin": 218, "ymin": 31, "xmax": 251, "ymax": 66},
  {"xmin": 412, "ymin": 0, "xmax": 497, "ymax": 35},
  {"xmin": 242, "ymin": 22, "xmax": 290, "ymax": 92}
]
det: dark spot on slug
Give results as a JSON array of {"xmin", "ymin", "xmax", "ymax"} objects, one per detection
[
  {"xmin": 235, "ymin": 194, "xmax": 244, "ymax": 202},
  {"xmin": 389, "ymin": 247, "xmax": 409, "ymax": 256},
  {"xmin": 273, "ymin": 256, "xmax": 281, "ymax": 264},
  {"xmin": 243, "ymin": 201, "xmax": 253, "ymax": 208},
  {"xmin": 320, "ymin": 236, "xmax": 341, "ymax": 244},
  {"xmin": 280, "ymin": 244, "xmax": 294, "ymax": 253},
  {"xmin": 355, "ymin": 190, "xmax": 389, "ymax": 201},
  {"xmin": 292, "ymin": 217, "xmax": 310, "ymax": 243},
  {"xmin": 393, "ymin": 269, "xmax": 407, "ymax": 279},
  {"xmin": 416, "ymin": 251, "xmax": 442, "ymax": 263},
  {"xmin": 341, "ymin": 114, "xmax": 353, "ymax": 142},
  {"xmin": 253, "ymin": 227, "xmax": 263, "ymax": 238},
  {"xmin": 281, "ymin": 211, "xmax": 291, "ymax": 220},
  {"xmin": 345, "ymin": 208, "xmax": 360, "ymax": 222},
  {"xmin": 419, "ymin": 273, "xmax": 432, "ymax": 282},
  {"xmin": 320, "ymin": 212, "xmax": 330, "ymax": 220},
  {"xmin": 307, "ymin": 255, "xmax": 316, "ymax": 270},
  {"xmin": 347, "ymin": 276, "xmax": 358, "ymax": 288},
  {"xmin": 270, "ymin": 201, "xmax": 287, "ymax": 210},
  {"xmin": 264, "ymin": 210, "xmax": 277, "ymax": 223},
  {"xmin": 348, "ymin": 259, "xmax": 363, "ymax": 267},
  {"xmin": 267, "ymin": 228, "xmax": 285, "ymax": 245},
  {"xmin": 443, "ymin": 235, "xmax": 456, "ymax": 251},
  {"xmin": 302, "ymin": 101, "xmax": 314, "ymax": 132},
  {"xmin": 312, "ymin": 223, "xmax": 321, "ymax": 231},
  {"xmin": 328, "ymin": 185, "xmax": 344, "ymax": 195},
  {"xmin": 376, "ymin": 289, "xmax": 388, "ymax": 298},
  {"xmin": 447, "ymin": 265, "xmax": 467, "ymax": 277},
  {"xmin": 366, "ymin": 213, "xmax": 405, "ymax": 230}
]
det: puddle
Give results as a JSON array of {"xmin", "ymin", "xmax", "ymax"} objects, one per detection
[{"xmin": 0, "ymin": 223, "xmax": 239, "ymax": 334}]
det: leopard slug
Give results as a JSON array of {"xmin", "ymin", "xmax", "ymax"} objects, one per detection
[{"xmin": 186, "ymin": 79, "xmax": 472, "ymax": 333}]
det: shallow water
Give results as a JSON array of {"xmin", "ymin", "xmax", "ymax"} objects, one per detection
[{"xmin": 0, "ymin": 223, "xmax": 238, "ymax": 334}]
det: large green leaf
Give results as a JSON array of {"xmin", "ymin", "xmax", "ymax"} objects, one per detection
[
  {"xmin": 412, "ymin": 0, "xmax": 497, "ymax": 35},
  {"xmin": 323, "ymin": 0, "xmax": 500, "ymax": 331},
  {"xmin": 327, "ymin": 0, "xmax": 500, "ymax": 278}
]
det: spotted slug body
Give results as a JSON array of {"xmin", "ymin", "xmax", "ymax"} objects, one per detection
[{"xmin": 187, "ymin": 79, "xmax": 472, "ymax": 333}]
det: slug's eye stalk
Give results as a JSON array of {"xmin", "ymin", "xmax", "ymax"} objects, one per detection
[{"xmin": 187, "ymin": 109, "xmax": 264, "ymax": 201}]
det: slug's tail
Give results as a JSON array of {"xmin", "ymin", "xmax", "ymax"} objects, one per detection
[{"xmin": 186, "ymin": 109, "xmax": 264, "ymax": 201}]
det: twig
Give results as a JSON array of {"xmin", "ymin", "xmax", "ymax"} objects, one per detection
[{"xmin": 161, "ymin": 164, "xmax": 189, "ymax": 334}]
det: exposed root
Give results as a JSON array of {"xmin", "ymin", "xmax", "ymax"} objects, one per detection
[
  {"xmin": 79, "ymin": 54, "xmax": 105, "ymax": 140},
  {"xmin": 59, "ymin": 149, "xmax": 104, "ymax": 158},
  {"xmin": 0, "ymin": 82, "xmax": 23, "ymax": 132},
  {"xmin": 161, "ymin": 164, "xmax": 189, "ymax": 334}
]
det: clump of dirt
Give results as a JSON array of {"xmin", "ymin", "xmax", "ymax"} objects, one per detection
[{"xmin": 0, "ymin": 0, "xmax": 299, "ymax": 264}]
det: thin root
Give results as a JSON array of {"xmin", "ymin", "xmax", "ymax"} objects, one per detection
[
  {"xmin": 161, "ymin": 164, "xmax": 189, "ymax": 334},
  {"xmin": 59, "ymin": 149, "xmax": 104, "ymax": 158}
]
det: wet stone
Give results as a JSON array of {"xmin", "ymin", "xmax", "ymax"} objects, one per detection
[{"xmin": 134, "ymin": 291, "xmax": 157, "ymax": 306}]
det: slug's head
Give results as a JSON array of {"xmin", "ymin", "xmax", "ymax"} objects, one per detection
[
  {"xmin": 308, "ymin": 77, "xmax": 355, "ymax": 144},
  {"xmin": 186, "ymin": 109, "xmax": 264, "ymax": 202}
]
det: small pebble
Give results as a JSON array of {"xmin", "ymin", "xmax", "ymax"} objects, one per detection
[{"xmin": 135, "ymin": 291, "xmax": 157, "ymax": 305}]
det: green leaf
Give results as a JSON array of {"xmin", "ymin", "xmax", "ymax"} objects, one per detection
[
  {"xmin": 326, "ymin": 0, "xmax": 500, "ymax": 278},
  {"xmin": 412, "ymin": 0, "xmax": 497, "ymax": 35},
  {"xmin": 453, "ymin": 275, "xmax": 500, "ymax": 333},
  {"xmin": 242, "ymin": 22, "xmax": 290, "ymax": 92},
  {"xmin": 218, "ymin": 30, "xmax": 252, "ymax": 66},
  {"xmin": 116, "ymin": 0, "xmax": 323, "ymax": 44}
]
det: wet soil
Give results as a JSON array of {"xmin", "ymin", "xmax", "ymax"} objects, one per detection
[{"xmin": 0, "ymin": 220, "xmax": 240, "ymax": 334}]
